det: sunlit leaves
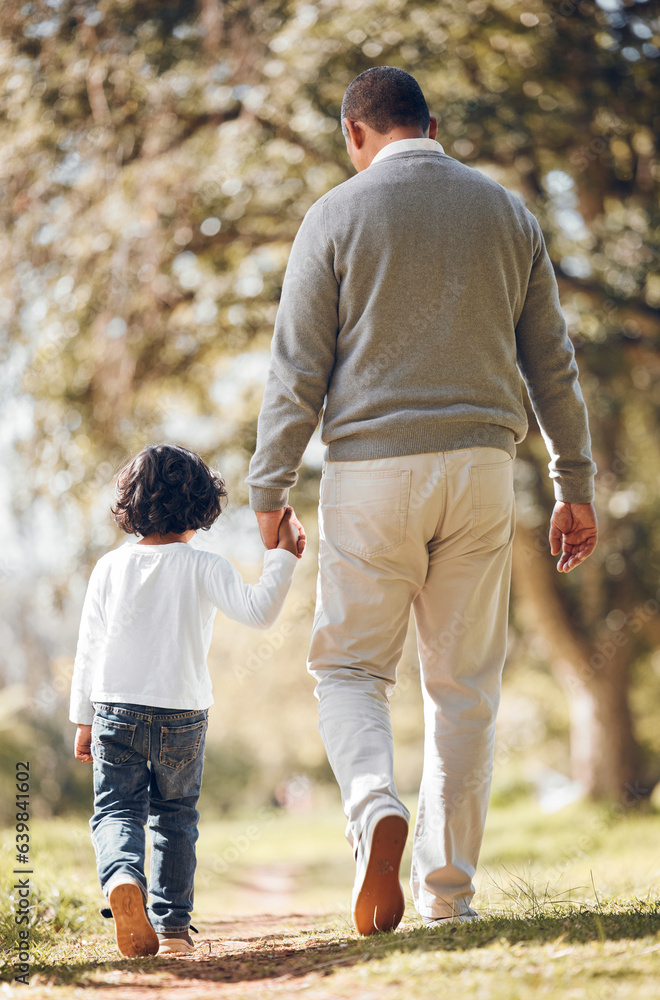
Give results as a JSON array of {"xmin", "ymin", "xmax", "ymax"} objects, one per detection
[{"xmin": 1, "ymin": 0, "xmax": 658, "ymax": 584}]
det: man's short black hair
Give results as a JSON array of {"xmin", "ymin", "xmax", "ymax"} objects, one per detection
[
  {"xmin": 112, "ymin": 443, "xmax": 228, "ymax": 536},
  {"xmin": 341, "ymin": 66, "xmax": 430, "ymax": 139}
]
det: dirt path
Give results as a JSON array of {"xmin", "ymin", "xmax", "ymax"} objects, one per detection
[
  {"xmin": 11, "ymin": 902, "xmax": 660, "ymax": 999},
  {"xmin": 25, "ymin": 911, "xmax": 364, "ymax": 999},
  {"xmin": 94, "ymin": 913, "xmax": 351, "ymax": 997}
]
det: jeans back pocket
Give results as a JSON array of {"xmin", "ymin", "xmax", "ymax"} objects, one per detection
[
  {"xmin": 159, "ymin": 720, "xmax": 207, "ymax": 770},
  {"xmin": 92, "ymin": 718, "xmax": 137, "ymax": 765},
  {"xmin": 335, "ymin": 469, "xmax": 411, "ymax": 559}
]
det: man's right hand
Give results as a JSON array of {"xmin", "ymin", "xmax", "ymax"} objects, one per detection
[
  {"xmin": 277, "ymin": 506, "xmax": 305, "ymax": 557},
  {"xmin": 549, "ymin": 501, "xmax": 598, "ymax": 573},
  {"xmin": 255, "ymin": 507, "xmax": 306, "ymax": 558}
]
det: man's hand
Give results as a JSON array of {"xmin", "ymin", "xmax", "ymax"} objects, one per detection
[
  {"xmin": 74, "ymin": 724, "xmax": 93, "ymax": 762},
  {"xmin": 255, "ymin": 508, "xmax": 306, "ymax": 558},
  {"xmin": 549, "ymin": 501, "xmax": 598, "ymax": 573},
  {"xmin": 277, "ymin": 506, "xmax": 305, "ymax": 557}
]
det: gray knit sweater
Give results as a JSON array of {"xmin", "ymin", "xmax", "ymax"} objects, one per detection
[{"xmin": 247, "ymin": 146, "xmax": 596, "ymax": 510}]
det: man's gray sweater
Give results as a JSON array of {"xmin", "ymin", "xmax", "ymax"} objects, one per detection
[{"xmin": 247, "ymin": 146, "xmax": 596, "ymax": 510}]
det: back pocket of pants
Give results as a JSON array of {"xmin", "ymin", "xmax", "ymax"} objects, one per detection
[
  {"xmin": 92, "ymin": 718, "xmax": 137, "ymax": 765},
  {"xmin": 469, "ymin": 460, "xmax": 514, "ymax": 547},
  {"xmin": 159, "ymin": 720, "xmax": 207, "ymax": 770},
  {"xmin": 336, "ymin": 469, "xmax": 411, "ymax": 559}
]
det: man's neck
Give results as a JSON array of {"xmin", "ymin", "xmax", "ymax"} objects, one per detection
[{"xmin": 370, "ymin": 128, "xmax": 427, "ymax": 160}]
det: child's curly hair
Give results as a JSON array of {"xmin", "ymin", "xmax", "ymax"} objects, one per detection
[{"xmin": 112, "ymin": 444, "xmax": 228, "ymax": 537}]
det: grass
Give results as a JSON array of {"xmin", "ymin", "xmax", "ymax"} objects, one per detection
[{"xmin": 1, "ymin": 791, "xmax": 660, "ymax": 997}]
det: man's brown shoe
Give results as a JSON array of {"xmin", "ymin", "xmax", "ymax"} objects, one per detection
[{"xmin": 352, "ymin": 813, "xmax": 408, "ymax": 936}]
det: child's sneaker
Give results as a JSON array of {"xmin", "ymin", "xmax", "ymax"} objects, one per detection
[
  {"xmin": 107, "ymin": 876, "xmax": 159, "ymax": 957},
  {"xmin": 157, "ymin": 929, "xmax": 196, "ymax": 955}
]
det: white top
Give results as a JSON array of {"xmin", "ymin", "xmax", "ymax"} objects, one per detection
[
  {"xmin": 371, "ymin": 137, "xmax": 445, "ymax": 166},
  {"xmin": 69, "ymin": 541, "xmax": 298, "ymax": 724}
]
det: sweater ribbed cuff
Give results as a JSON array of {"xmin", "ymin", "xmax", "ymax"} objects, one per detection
[
  {"xmin": 249, "ymin": 486, "xmax": 290, "ymax": 512},
  {"xmin": 552, "ymin": 480, "xmax": 595, "ymax": 504}
]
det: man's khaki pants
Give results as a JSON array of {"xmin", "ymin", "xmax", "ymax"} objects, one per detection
[{"xmin": 307, "ymin": 447, "xmax": 515, "ymax": 919}]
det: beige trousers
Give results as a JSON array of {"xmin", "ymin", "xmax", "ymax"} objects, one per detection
[{"xmin": 307, "ymin": 447, "xmax": 515, "ymax": 918}]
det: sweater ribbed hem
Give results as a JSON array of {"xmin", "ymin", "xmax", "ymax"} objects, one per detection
[
  {"xmin": 325, "ymin": 421, "xmax": 517, "ymax": 463},
  {"xmin": 249, "ymin": 423, "xmax": 595, "ymax": 506}
]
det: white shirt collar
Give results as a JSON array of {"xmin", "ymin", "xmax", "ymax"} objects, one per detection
[{"xmin": 371, "ymin": 137, "xmax": 445, "ymax": 166}]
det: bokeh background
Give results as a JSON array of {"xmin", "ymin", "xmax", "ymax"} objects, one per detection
[{"xmin": 1, "ymin": 0, "xmax": 660, "ymax": 835}]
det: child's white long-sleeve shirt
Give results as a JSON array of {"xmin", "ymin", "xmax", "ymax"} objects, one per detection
[{"xmin": 69, "ymin": 541, "xmax": 298, "ymax": 725}]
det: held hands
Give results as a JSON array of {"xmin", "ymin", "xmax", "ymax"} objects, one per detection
[
  {"xmin": 549, "ymin": 501, "xmax": 598, "ymax": 572},
  {"xmin": 74, "ymin": 724, "xmax": 93, "ymax": 763},
  {"xmin": 276, "ymin": 506, "xmax": 304, "ymax": 557},
  {"xmin": 255, "ymin": 506, "xmax": 306, "ymax": 558}
]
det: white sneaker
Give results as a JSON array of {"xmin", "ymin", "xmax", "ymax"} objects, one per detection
[
  {"xmin": 352, "ymin": 812, "xmax": 408, "ymax": 936},
  {"xmin": 106, "ymin": 876, "xmax": 159, "ymax": 957},
  {"xmin": 157, "ymin": 933, "xmax": 195, "ymax": 956},
  {"xmin": 423, "ymin": 909, "xmax": 480, "ymax": 927}
]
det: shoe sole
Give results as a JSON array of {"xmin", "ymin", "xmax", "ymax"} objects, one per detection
[
  {"xmin": 109, "ymin": 882, "xmax": 159, "ymax": 957},
  {"xmin": 353, "ymin": 814, "xmax": 408, "ymax": 936},
  {"xmin": 424, "ymin": 914, "xmax": 480, "ymax": 926}
]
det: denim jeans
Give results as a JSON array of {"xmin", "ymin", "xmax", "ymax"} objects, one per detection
[{"xmin": 90, "ymin": 702, "xmax": 208, "ymax": 934}]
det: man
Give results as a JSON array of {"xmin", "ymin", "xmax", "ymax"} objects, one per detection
[{"xmin": 247, "ymin": 67, "xmax": 597, "ymax": 935}]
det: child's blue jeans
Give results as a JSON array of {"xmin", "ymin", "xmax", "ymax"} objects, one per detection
[{"xmin": 90, "ymin": 702, "xmax": 208, "ymax": 934}]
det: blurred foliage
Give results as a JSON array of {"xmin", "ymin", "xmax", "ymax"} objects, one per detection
[{"xmin": 1, "ymin": 0, "xmax": 660, "ymax": 808}]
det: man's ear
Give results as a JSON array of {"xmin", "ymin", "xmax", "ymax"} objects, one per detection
[
  {"xmin": 344, "ymin": 118, "xmax": 365, "ymax": 150},
  {"xmin": 428, "ymin": 115, "xmax": 438, "ymax": 141}
]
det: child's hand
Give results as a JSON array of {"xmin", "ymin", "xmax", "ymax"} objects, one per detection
[
  {"xmin": 74, "ymin": 725, "xmax": 93, "ymax": 763},
  {"xmin": 277, "ymin": 506, "xmax": 305, "ymax": 557}
]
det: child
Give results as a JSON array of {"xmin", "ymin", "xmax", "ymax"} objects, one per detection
[{"xmin": 70, "ymin": 443, "xmax": 302, "ymax": 958}]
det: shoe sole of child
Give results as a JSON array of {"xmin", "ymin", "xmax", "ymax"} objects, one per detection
[
  {"xmin": 353, "ymin": 814, "xmax": 408, "ymax": 936},
  {"xmin": 109, "ymin": 882, "xmax": 159, "ymax": 957}
]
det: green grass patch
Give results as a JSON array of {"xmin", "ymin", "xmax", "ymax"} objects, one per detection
[{"xmin": 1, "ymin": 795, "xmax": 659, "ymax": 996}]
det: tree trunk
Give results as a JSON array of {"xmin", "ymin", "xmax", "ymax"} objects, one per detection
[{"xmin": 512, "ymin": 521, "xmax": 638, "ymax": 799}]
